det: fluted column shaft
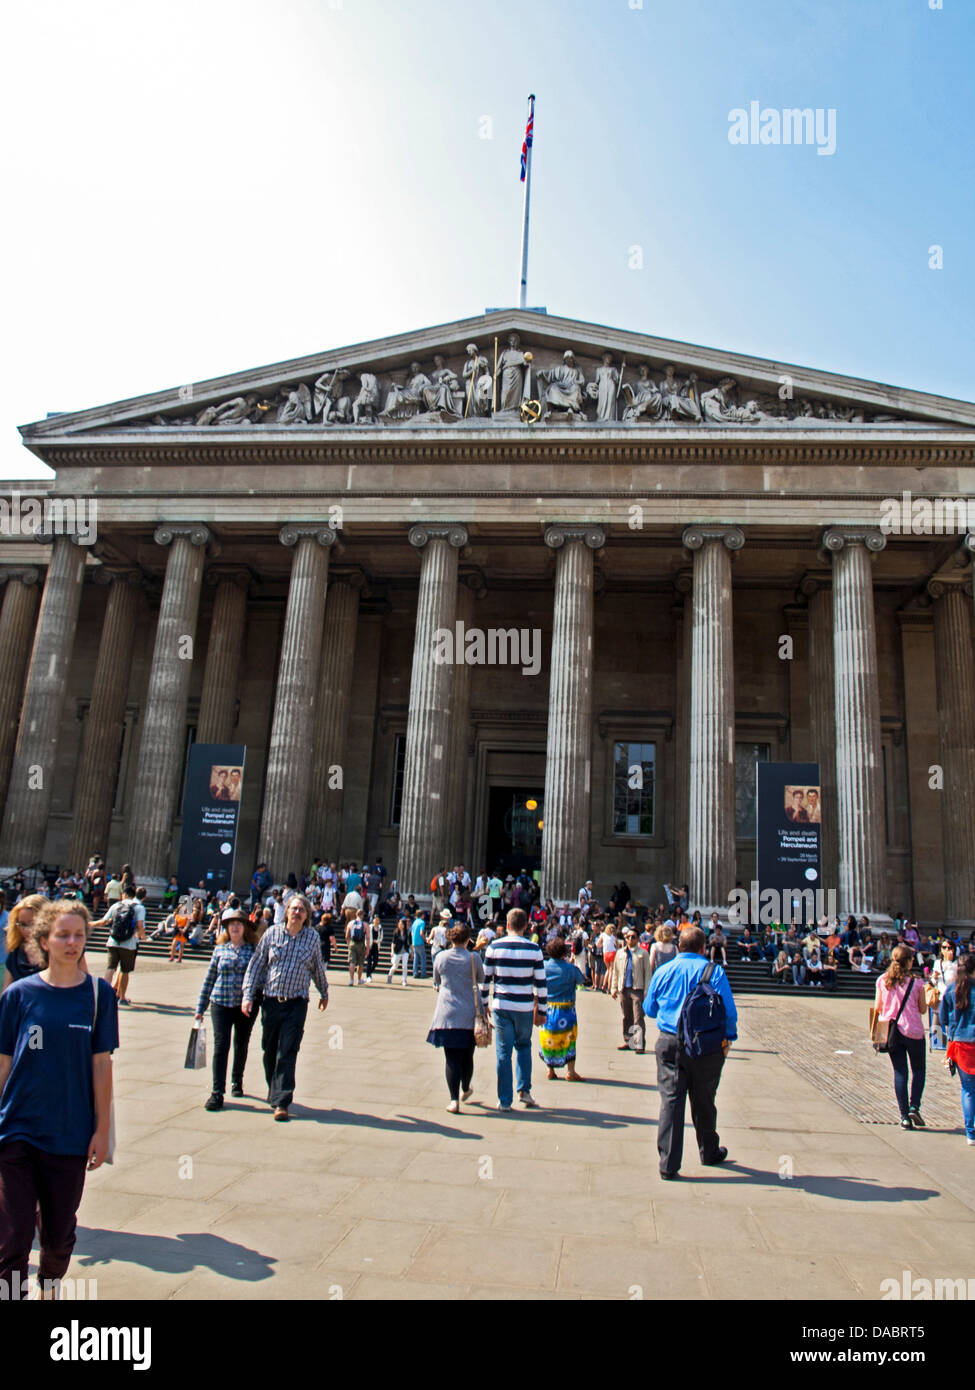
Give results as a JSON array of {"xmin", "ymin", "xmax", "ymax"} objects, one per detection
[
  {"xmin": 0, "ymin": 539, "xmax": 86, "ymax": 866},
  {"xmin": 673, "ymin": 578, "xmax": 692, "ymax": 890},
  {"xmin": 806, "ymin": 581, "xmax": 839, "ymax": 897},
  {"xmin": 541, "ymin": 526, "xmax": 603, "ymax": 902},
  {"xmin": 127, "ymin": 526, "xmax": 210, "ymax": 881},
  {"xmin": 258, "ymin": 529, "xmax": 334, "ymax": 878},
  {"xmin": 684, "ymin": 527, "xmax": 742, "ymax": 914},
  {"xmin": 826, "ymin": 528, "xmax": 887, "ymax": 919},
  {"xmin": 197, "ymin": 572, "xmax": 249, "ymax": 744},
  {"xmin": 397, "ymin": 525, "xmax": 468, "ymax": 897},
  {"xmin": 304, "ymin": 576, "xmax": 360, "ymax": 861},
  {"xmin": 69, "ymin": 573, "xmax": 141, "ymax": 867},
  {"xmin": 0, "ymin": 570, "xmax": 41, "ymax": 810},
  {"xmin": 445, "ymin": 581, "xmax": 476, "ymax": 868},
  {"xmin": 929, "ymin": 581, "xmax": 975, "ymax": 923}
]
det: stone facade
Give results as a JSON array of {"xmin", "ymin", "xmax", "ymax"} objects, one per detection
[{"xmin": 3, "ymin": 310, "xmax": 975, "ymax": 924}]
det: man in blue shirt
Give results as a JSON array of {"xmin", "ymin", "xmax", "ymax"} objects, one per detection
[{"xmin": 643, "ymin": 926, "xmax": 738, "ymax": 1180}]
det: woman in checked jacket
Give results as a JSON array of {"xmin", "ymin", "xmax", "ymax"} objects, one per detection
[{"xmin": 195, "ymin": 909, "xmax": 257, "ymax": 1112}]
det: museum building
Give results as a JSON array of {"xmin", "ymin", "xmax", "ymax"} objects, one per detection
[{"xmin": 2, "ymin": 310, "xmax": 974, "ymax": 925}]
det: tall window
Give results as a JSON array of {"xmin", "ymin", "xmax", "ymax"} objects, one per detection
[
  {"xmin": 735, "ymin": 742, "xmax": 770, "ymax": 839},
  {"xmin": 390, "ymin": 735, "xmax": 407, "ymax": 826},
  {"xmin": 613, "ymin": 741, "xmax": 655, "ymax": 836}
]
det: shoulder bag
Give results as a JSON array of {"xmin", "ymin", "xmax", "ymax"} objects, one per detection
[
  {"xmin": 870, "ymin": 976, "xmax": 917, "ymax": 1054},
  {"xmin": 470, "ymin": 954, "xmax": 492, "ymax": 1048}
]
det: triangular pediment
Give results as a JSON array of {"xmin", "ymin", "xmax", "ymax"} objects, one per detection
[{"xmin": 20, "ymin": 311, "xmax": 975, "ymax": 452}]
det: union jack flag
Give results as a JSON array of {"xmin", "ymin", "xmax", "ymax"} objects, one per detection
[{"xmin": 520, "ymin": 96, "xmax": 534, "ymax": 182}]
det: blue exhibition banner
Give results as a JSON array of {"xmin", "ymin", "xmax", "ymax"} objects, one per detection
[{"xmin": 176, "ymin": 743, "xmax": 246, "ymax": 893}]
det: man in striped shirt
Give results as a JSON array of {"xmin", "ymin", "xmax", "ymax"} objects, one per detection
[{"xmin": 483, "ymin": 908, "xmax": 547, "ymax": 1111}]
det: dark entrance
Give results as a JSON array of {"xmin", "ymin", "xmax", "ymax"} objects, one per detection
[{"xmin": 485, "ymin": 787, "xmax": 544, "ymax": 876}]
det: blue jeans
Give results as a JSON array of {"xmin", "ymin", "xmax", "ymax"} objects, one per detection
[
  {"xmin": 411, "ymin": 942, "xmax": 427, "ymax": 978},
  {"xmin": 494, "ymin": 1009, "xmax": 534, "ymax": 1106},
  {"xmin": 958, "ymin": 1068, "xmax": 975, "ymax": 1140}
]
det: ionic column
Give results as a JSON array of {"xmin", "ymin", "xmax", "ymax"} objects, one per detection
[
  {"xmin": 304, "ymin": 569, "xmax": 363, "ymax": 861},
  {"xmin": 127, "ymin": 525, "xmax": 210, "ymax": 884},
  {"xmin": 69, "ymin": 570, "xmax": 142, "ymax": 868},
  {"xmin": 0, "ymin": 568, "xmax": 41, "ymax": 809},
  {"xmin": 396, "ymin": 524, "xmax": 468, "ymax": 897},
  {"xmin": 802, "ymin": 575, "xmax": 839, "ymax": 898},
  {"xmin": 672, "ymin": 571, "xmax": 692, "ymax": 890},
  {"xmin": 0, "ymin": 538, "xmax": 87, "ymax": 867},
  {"xmin": 444, "ymin": 574, "xmax": 484, "ymax": 868},
  {"xmin": 197, "ymin": 568, "xmax": 250, "ymax": 744},
  {"xmin": 927, "ymin": 577, "xmax": 975, "ymax": 925},
  {"xmin": 258, "ymin": 525, "xmax": 336, "ymax": 878},
  {"xmin": 683, "ymin": 526, "xmax": 744, "ymax": 916},
  {"xmin": 824, "ymin": 527, "xmax": 888, "ymax": 922},
  {"xmin": 541, "ymin": 525, "xmax": 604, "ymax": 902}
]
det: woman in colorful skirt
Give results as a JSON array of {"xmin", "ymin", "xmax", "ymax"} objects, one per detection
[{"xmin": 540, "ymin": 938, "xmax": 586, "ymax": 1082}]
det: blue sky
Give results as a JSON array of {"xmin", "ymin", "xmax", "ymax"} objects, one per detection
[{"xmin": 3, "ymin": 0, "xmax": 973, "ymax": 477}]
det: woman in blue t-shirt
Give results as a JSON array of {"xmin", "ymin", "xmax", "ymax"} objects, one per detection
[
  {"xmin": 0, "ymin": 899, "xmax": 118, "ymax": 1298},
  {"xmin": 2, "ymin": 894, "xmax": 50, "ymax": 993}
]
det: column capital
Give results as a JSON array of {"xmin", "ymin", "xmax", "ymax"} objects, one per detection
[
  {"xmin": 154, "ymin": 524, "xmax": 211, "ymax": 548},
  {"xmin": 673, "ymin": 568, "xmax": 693, "ymax": 596},
  {"xmin": 927, "ymin": 576, "xmax": 974, "ymax": 601},
  {"xmin": 543, "ymin": 524, "xmax": 606, "ymax": 550},
  {"xmin": 279, "ymin": 524, "xmax": 338, "ymax": 548},
  {"xmin": 682, "ymin": 525, "xmax": 744, "ymax": 552},
  {"xmin": 799, "ymin": 571, "xmax": 832, "ymax": 598},
  {"xmin": 408, "ymin": 523, "xmax": 469, "ymax": 550},
  {"xmin": 204, "ymin": 565, "xmax": 252, "ymax": 591},
  {"xmin": 0, "ymin": 567, "xmax": 40, "ymax": 587},
  {"xmin": 964, "ymin": 533, "xmax": 975, "ymax": 558},
  {"xmin": 329, "ymin": 565, "xmax": 368, "ymax": 592},
  {"xmin": 822, "ymin": 526, "xmax": 887, "ymax": 553},
  {"xmin": 91, "ymin": 566, "xmax": 142, "ymax": 589}
]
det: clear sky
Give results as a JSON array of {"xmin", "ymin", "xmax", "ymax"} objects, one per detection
[{"xmin": 3, "ymin": 0, "xmax": 973, "ymax": 478}]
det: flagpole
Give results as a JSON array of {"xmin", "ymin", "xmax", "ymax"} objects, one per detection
[{"xmin": 519, "ymin": 94, "xmax": 535, "ymax": 310}]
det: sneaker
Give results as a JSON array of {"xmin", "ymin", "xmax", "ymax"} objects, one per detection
[
  {"xmin": 900, "ymin": 1116, "xmax": 914, "ymax": 1129},
  {"xmin": 519, "ymin": 1092, "xmax": 539, "ymax": 1109},
  {"xmin": 461, "ymin": 1088, "xmax": 473, "ymax": 1102},
  {"xmin": 348, "ymin": 980, "xmax": 354, "ymax": 987},
  {"xmin": 967, "ymin": 1138, "xmax": 975, "ymax": 1146},
  {"xmin": 497, "ymin": 1102, "xmax": 512, "ymax": 1112},
  {"xmin": 446, "ymin": 1100, "xmax": 460, "ymax": 1114},
  {"xmin": 908, "ymin": 1108, "xmax": 926, "ymax": 1128},
  {"xmin": 204, "ymin": 1093, "xmax": 223, "ymax": 1111},
  {"xmin": 231, "ymin": 1084, "xmax": 244, "ymax": 1098}
]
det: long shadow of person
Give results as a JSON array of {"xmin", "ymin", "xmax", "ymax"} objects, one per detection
[
  {"xmin": 674, "ymin": 1162, "xmax": 939, "ymax": 1203},
  {"xmin": 72, "ymin": 1228, "xmax": 275, "ymax": 1281}
]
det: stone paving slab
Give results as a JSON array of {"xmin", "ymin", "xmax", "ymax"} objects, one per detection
[{"xmin": 50, "ymin": 951, "xmax": 975, "ymax": 1299}]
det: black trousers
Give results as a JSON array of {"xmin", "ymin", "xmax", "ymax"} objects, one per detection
[
  {"xmin": 260, "ymin": 998, "xmax": 309, "ymax": 1108},
  {"xmin": 888, "ymin": 1026, "xmax": 926, "ymax": 1117},
  {"xmin": 0, "ymin": 1141, "xmax": 88, "ymax": 1289},
  {"xmin": 654, "ymin": 1031, "xmax": 725, "ymax": 1175},
  {"xmin": 444, "ymin": 1046, "xmax": 475, "ymax": 1101},
  {"xmin": 210, "ymin": 1001, "xmax": 256, "ymax": 1096}
]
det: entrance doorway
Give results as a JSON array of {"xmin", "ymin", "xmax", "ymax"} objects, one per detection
[{"xmin": 485, "ymin": 787, "xmax": 545, "ymax": 876}]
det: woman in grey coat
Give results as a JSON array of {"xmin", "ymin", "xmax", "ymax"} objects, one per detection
[{"xmin": 427, "ymin": 923, "xmax": 487, "ymax": 1113}]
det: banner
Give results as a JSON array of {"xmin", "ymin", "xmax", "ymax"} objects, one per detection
[
  {"xmin": 176, "ymin": 744, "xmax": 245, "ymax": 894},
  {"xmin": 756, "ymin": 761, "xmax": 822, "ymax": 924}
]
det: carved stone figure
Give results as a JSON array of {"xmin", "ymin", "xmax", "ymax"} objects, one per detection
[
  {"xmin": 423, "ymin": 355, "xmax": 463, "ymax": 416},
  {"xmin": 539, "ymin": 351, "xmax": 587, "ymax": 421},
  {"xmin": 314, "ymin": 368, "xmax": 352, "ymax": 423},
  {"xmin": 817, "ymin": 401, "xmax": 865, "ymax": 423},
  {"xmin": 700, "ymin": 377, "xmax": 767, "ymax": 424},
  {"xmin": 587, "ymin": 353, "xmax": 619, "ymax": 422},
  {"xmin": 496, "ymin": 333, "xmax": 529, "ymax": 412},
  {"xmin": 381, "ymin": 362, "xmax": 430, "ymax": 421},
  {"xmin": 659, "ymin": 365, "xmax": 702, "ymax": 423},
  {"xmin": 277, "ymin": 383, "xmax": 313, "ymax": 425},
  {"xmin": 462, "ymin": 343, "xmax": 493, "ymax": 417},
  {"xmin": 353, "ymin": 373, "xmax": 380, "ymax": 424},
  {"xmin": 194, "ymin": 395, "xmax": 267, "ymax": 427},
  {"xmin": 621, "ymin": 364, "xmax": 664, "ymax": 423}
]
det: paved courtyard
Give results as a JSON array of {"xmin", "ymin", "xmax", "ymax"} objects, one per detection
[{"xmin": 60, "ymin": 953, "xmax": 975, "ymax": 1300}]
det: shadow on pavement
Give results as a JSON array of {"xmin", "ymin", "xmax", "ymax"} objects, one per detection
[
  {"xmin": 73, "ymin": 1228, "xmax": 275, "ymax": 1281},
  {"xmin": 682, "ymin": 1162, "xmax": 940, "ymax": 1202},
  {"xmin": 289, "ymin": 1106, "xmax": 482, "ymax": 1139}
]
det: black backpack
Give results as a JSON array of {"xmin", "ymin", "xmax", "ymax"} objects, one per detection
[{"xmin": 113, "ymin": 901, "xmax": 137, "ymax": 942}]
